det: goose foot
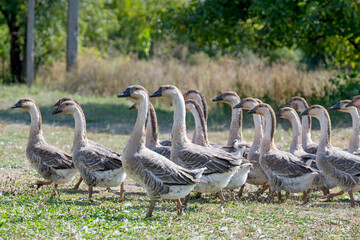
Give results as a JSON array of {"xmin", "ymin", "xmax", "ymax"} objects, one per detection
[
  {"xmin": 217, "ymin": 191, "xmax": 227, "ymax": 208},
  {"xmin": 34, "ymin": 181, "xmax": 52, "ymax": 189},
  {"xmin": 145, "ymin": 200, "xmax": 156, "ymax": 218},
  {"xmin": 237, "ymin": 185, "xmax": 245, "ymax": 199},
  {"xmin": 88, "ymin": 186, "xmax": 94, "ymax": 202},
  {"xmin": 319, "ymin": 190, "xmax": 345, "ymax": 202},
  {"xmin": 118, "ymin": 182, "xmax": 126, "ymax": 202},
  {"xmin": 176, "ymin": 199, "xmax": 184, "ymax": 216},
  {"xmin": 52, "ymin": 184, "xmax": 59, "ymax": 197},
  {"xmin": 73, "ymin": 177, "xmax": 83, "ymax": 190},
  {"xmin": 252, "ymin": 184, "xmax": 270, "ymax": 199}
]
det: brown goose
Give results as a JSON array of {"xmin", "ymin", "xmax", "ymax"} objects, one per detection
[
  {"xmin": 118, "ymin": 85, "xmax": 204, "ymax": 218},
  {"xmin": 11, "ymin": 98, "xmax": 80, "ymax": 194},
  {"xmin": 301, "ymin": 105, "xmax": 360, "ymax": 207},
  {"xmin": 52, "ymin": 100, "xmax": 126, "ymax": 201},
  {"xmin": 283, "ymin": 97, "xmax": 318, "ymax": 154},
  {"xmin": 329, "ymin": 100, "xmax": 360, "ymax": 155},
  {"xmin": 213, "ymin": 91, "xmax": 251, "ymax": 154},
  {"xmin": 248, "ymin": 103, "xmax": 319, "ymax": 203},
  {"xmin": 150, "ymin": 85, "xmax": 241, "ymax": 207}
]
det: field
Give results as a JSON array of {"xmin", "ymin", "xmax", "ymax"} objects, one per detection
[{"xmin": 1, "ymin": 85, "xmax": 360, "ymax": 239}]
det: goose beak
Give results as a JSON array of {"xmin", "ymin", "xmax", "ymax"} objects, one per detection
[
  {"xmin": 233, "ymin": 102, "xmax": 242, "ymax": 109},
  {"xmin": 52, "ymin": 108, "xmax": 62, "ymax": 115},
  {"xmin": 275, "ymin": 110, "xmax": 281, "ymax": 117},
  {"xmin": 129, "ymin": 104, "xmax": 136, "ymax": 110},
  {"xmin": 212, "ymin": 94, "xmax": 223, "ymax": 102},
  {"xmin": 328, "ymin": 102, "xmax": 341, "ymax": 111},
  {"xmin": 52, "ymin": 100, "xmax": 61, "ymax": 109},
  {"xmin": 283, "ymin": 100, "xmax": 291, "ymax": 106},
  {"xmin": 346, "ymin": 101, "xmax": 354, "ymax": 107},
  {"xmin": 299, "ymin": 109, "xmax": 309, "ymax": 117},
  {"xmin": 247, "ymin": 107, "xmax": 257, "ymax": 115},
  {"xmin": 117, "ymin": 87, "xmax": 131, "ymax": 98},
  {"xmin": 150, "ymin": 87, "xmax": 162, "ymax": 98},
  {"xmin": 11, "ymin": 100, "xmax": 22, "ymax": 109}
]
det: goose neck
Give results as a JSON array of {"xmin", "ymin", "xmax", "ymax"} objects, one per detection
[
  {"xmin": 288, "ymin": 115, "xmax": 302, "ymax": 154},
  {"xmin": 171, "ymin": 92, "xmax": 190, "ymax": 146},
  {"xmin": 27, "ymin": 104, "xmax": 44, "ymax": 142},
  {"xmin": 249, "ymin": 114, "xmax": 263, "ymax": 154},
  {"xmin": 145, "ymin": 103, "xmax": 159, "ymax": 148},
  {"xmin": 260, "ymin": 110, "xmax": 276, "ymax": 153},
  {"xmin": 348, "ymin": 109, "xmax": 360, "ymax": 153},
  {"xmin": 227, "ymin": 98, "xmax": 244, "ymax": 146},
  {"xmin": 72, "ymin": 106, "xmax": 88, "ymax": 151},
  {"xmin": 317, "ymin": 113, "xmax": 331, "ymax": 151},
  {"xmin": 190, "ymin": 105, "xmax": 209, "ymax": 147}
]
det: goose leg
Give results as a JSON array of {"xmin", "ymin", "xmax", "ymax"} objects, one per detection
[
  {"xmin": 237, "ymin": 185, "xmax": 245, "ymax": 199},
  {"xmin": 301, "ymin": 191, "xmax": 309, "ymax": 205},
  {"xmin": 88, "ymin": 186, "xmax": 93, "ymax": 202},
  {"xmin": 320, "ymin": 186, "xmax": 330, "ymax": 196},
  {"xmin": 267, "ymin": 189, "xmax": 275, "ymax": 202},
  {"xmin": 194, "ymin": 192, "xmax": 202, "ymax": 199},
  {"xmin": 349, "ymin": 191, "xmax": 355, "ymax": 208},
  {"xmin": 217, "ymin": 191, "xmax": 227, "ymax": 208},
  {"xmin": 306, "ymin": 188, "xmax": 312, "ymax": 194},
  {"xmin": 53, "ymin": 184, "xmax": 59, "ymax": 196},
  {"xmin": 73, "ymin": 177, "xmax": 83, "ymax": 190},
  {"xmin": 119, "ymin": 182, "xmax": 126, "ymax": 202},
  {"xmin": 229, "ymin": 190, "xmax": 235, "ymax": 201},
  {"xmin": 34, "ymin": 181, "xmax": 52, "ymax": 189},
  {"xmin": 277, "ymin": 191, "xmax": 283, "ymax": 202},
  {"xmin": 254, "ymin": 184, "xmax": 270, "ymax": 198},
  {"xmin": 176, "ymin": 199, "xmax": 184, "ymax": 216},
  {"xmin": 145, "ymin": 200, "xmax": 156, "ymax": 218},
  {"xmin": 182, "ymin": 194, "xmax": 191, "ymax": 206},
  {"xmin": 319, "ymin": 190, "xmax": 345, "ymax": 202}
]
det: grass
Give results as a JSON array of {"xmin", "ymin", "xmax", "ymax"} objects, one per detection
[{"xmin": 1, "ymin": 85, "xmax": 360, "ymax": 239}]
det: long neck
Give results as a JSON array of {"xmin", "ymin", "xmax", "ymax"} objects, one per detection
[
  {"xmin": 249, "ymin": 110, "xmax": 263, "ymax": 155},
  {"xmin": 317, "ymin": 113, "xmax": 331, "ymax": 152},
  {"xmin": 348, "ymin": 108, "xmax": 360, "ymax": 153},
  {"xmin": 189, "ymin": 106, "xmax": 209, "ymax": 147},
  {"xmin": 145, "ymin": 103, "xmax": 159, "ymax": 148},
  {"xmin": 72, "ymin": 106, "xmax": 88, "ymax": 151},
  {"xmin": 27, "ymin": 104, "xmax": 44, "ymax": 142},
  {"xmin": 227, "ymin": 97, "xmax": 244, "ymax": 146},
  {"xmin": 126, "ymin": 95, "xmax": 148, "ymax": 153},
  {"xmin": 260, "ymin": 110, "xmax": 276, "ymax": 153},
  {"xmin": 298, "ymin": 104, "xmax": 313, "ymax": 147},
  {"xmin": 172, "ymin": 92, "xmax": 190, "ymax": 146},
  {"xmin": 288, "ymin": 113, "xmax": 302, "ymax": 154}
]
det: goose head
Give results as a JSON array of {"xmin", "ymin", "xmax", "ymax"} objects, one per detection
[
  {"xmin": 329, "ymin": 100, "xmax": 355, "ymax": 113},
  {"xmin": 52, "ymin": 100, "xmax": 78, "ymax": 115},
  {"xmin": 52, "ymin": 97, "xmax": 79, "ymax": 109},
  {"xmin": 275, "ymin": 107, "xmax": 298, "ymax": 120},
  {"xmin": 185, "ymin": 99, "xmax": 200, "ymax": 113},
  {"xmin": 149, "ymin": 85, "xmax": 181, "ymax": 99},
  {"xmin": 283, "ymin": 96, "xmax": 309, "ymax": 112},
  {"xmin": 11, "ymin": 98, "xmax": 37, "ymax": 110},
  {"xmin": 183, "ymin": 90, "xmax": 202, "ymax": 100},
  {"xmin": 247, "ymin": 103, "xmax": 273, "ymax": 117},
  {"xmin": 233, "ymin": 97, "xmax": 262, "ymax": 110},
  {"xmin": 347, "ymin": 95, "xmax": 360, "ymax": 108},
  {"xmin": 300, "ymin": 105, "xmax": 328, "ymax": 119},
  {"xmin": 212, "ymin": 91, "xmax": 239, "ymax": 105},
  {"xmin": 118, "ymin": 85, "xmax": 148, "ymax": 104}
]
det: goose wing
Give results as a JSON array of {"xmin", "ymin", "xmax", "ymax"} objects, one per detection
[
  {"xmin": 75, "ymin": 147, "xmax": 122, "ymax": 171},
  {"xmin": 266, "ymin": 151, "xmax": 316, "ymax": 178},
  {"xmin": 326, "ymin": 150, "xmax": 360, "ymax": 176},
  {"xmin": 32, "ymin": 144, "xmax": 74, "ymax": 169},
  {"xmin": 178, "ymin": 144, "xmax": 240, "ymax": 174}
]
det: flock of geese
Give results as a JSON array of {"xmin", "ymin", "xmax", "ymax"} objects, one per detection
[{"xmin": 10, "ymin": 85, "xmax": 360, "ymax": 218}]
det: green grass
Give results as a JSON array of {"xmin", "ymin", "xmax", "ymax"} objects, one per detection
[{"xmin": 1, "ymin": 85, "xmax": 360, "ymax": 239}]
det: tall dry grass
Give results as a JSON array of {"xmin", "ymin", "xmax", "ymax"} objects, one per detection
[{"xmin": 37, "ymin": 51, "xmax": 335, "ymax": 107}]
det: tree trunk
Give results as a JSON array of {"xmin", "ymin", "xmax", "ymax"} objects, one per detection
[
  {"xmin": 67, "ymin": 0, "xmax": 79, "ymax": 72},
  {"xmin": 9, "ymin": 19, "xmax": 24, "ymax": 83},
  {"xmin": 26, "ymin": 0, "xmax": 35, "ymax": 87}
]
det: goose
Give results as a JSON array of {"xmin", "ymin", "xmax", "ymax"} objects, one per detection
[
  {"xmin": 52, "ymin": 100, "xmax": 126, "ymax": 201},
  {"xmin": 183, "ymin": 90, "xmax": 208, "ymax": 144},
  {"xmin": 248, "ymin": 103, "xmax": 319, "ymax": 203},
  {"xmin": 233, "ymin": 98, "xmax": 269, "ymax": 198},
  {"xmin": 212, "ymin": 91, "xmax": 251, "ymax": 155},
  {"xmin": 275, "ymin": 107, "xmax": 336, "ymax": 195},
  {"xmin": 301, "ymin": 105, "xmax": 360, "ymax": 207},
  {"xmin": 150, "ymin": 85, "xmax": 242, "ymax": 207},
  {"xmin": 283, "ymin": 97, "xmax": 318, "ymax": 154},
  {"xmin": 11, "ymin": 98, "xmax": 80, "ymax": 194},
  {"xmin": 129, "ymin": 102, "xmax": 171, "ymax": 159},
  {"xmin": 117, "ymin": 85, "xmax": 204, "ymax": 218},
  {"xmin": 329, "ymin": 100, "xmax": 360, "ymax": 155}
]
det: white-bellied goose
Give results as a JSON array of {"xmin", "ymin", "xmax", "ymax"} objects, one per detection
[
  {"xmin": 234, "ymin": 98, "xmax": 269, "ymax": 198},
  {"xmin": 52, "ymin": 100, "xmax": 126, "ymax": 201},
  {"xmin": 329, "ymin": 100, "xmax": 360, "ymax": 155},
  {"xmin": 301, "ymin": 105, "xmax": 360, "ymax": 207},
  {"xmin": 150, "ymin": 85, "xmax": 242, "ymax": 207},
  {"xmin": 118, "ymin": 85, "xmax": 204, "ymax": 218},
  {"xmin": 11, "ymin": 98, "xmax": 79, "ymax": 195},
  {"xmin": 283, "ymin": 97, "xmax": 318, "ymax": 154},
  {"xmin": 248, "ymin": 103, "xmax": 319, "ymax": 203}
]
